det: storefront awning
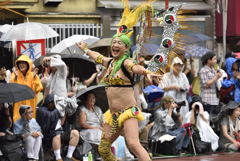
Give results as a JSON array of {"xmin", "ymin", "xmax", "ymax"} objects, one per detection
[{"xmin": 97, "ymin": 0, "xmax": 211, "ymax": 11}]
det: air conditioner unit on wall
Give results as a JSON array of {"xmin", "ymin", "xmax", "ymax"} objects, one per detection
[{"xmin": 44, "ymin": 0, "xmax": 63, "ymax": 6}]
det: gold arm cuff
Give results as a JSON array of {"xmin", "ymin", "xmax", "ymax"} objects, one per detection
[
  {"xmin": 126, "ymin": 63, "xmax": 136, "ymax": 72},
  {"xmin": 96, "ymin": 55, "xmax": 104, "ymax": 64}
]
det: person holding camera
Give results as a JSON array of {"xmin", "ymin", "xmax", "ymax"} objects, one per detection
[
  {"xmin": 42, "ymin": 55, "xmax": 68, "ymax": 98},
  {"xmin": 149, "ymin": 96, "xmax": 190, "ymax": 151},
  {"xmin": 159, "ymin": 57, "xmax": 190, "ymax": 117},
  {"xmin": 200, "ymin": 52, "xmax": 222, "ymax": 116},
  {"xmin": 184, "ymin": 95, "xmax": 219, "ymax": 151}
]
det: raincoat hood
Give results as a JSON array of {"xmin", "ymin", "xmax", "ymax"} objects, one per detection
[
  {"xmin": 16, "ymin": 55, "xmax": 33, "ymax": 73},
  {"xmin": 225, "ymin": 57, "xmax": 238, "ymax": 77},
  {"xmin": 44, "ymin": 94, "xmax": 55, "ymax": 106}
]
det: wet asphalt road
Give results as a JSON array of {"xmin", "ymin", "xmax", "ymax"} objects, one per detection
[{"xmin": 152, "ymin": 152, "xmax": 240, "ymax": 161}]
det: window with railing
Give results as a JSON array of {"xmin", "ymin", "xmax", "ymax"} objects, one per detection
[{"xmin": 46, "ymin": 23, "xmax": 103, "ymax": 50}]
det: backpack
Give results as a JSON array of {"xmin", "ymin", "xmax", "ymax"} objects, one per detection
[
  {"xmin": 219, "ymin": 77, "xmax": 235, "ymax": 104},
  {"xmin": 0, "ymin": 135, "xmax": 26, "ymax": 161}
]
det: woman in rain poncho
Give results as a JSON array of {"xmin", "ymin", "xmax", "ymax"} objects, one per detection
[{"xmin": 11, "ymin": 55, "xmax": 43, "ymax": 122}]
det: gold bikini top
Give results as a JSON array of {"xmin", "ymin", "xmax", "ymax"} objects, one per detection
[
  {"xmin": 100, "ymin": 59, "xmax": 133, "ymax": 87},
  {"xmin": 103, "ymin": 75, "xmax": 125, "ymax": 86}
]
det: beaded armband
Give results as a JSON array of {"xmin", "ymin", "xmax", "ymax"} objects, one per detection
[{"xmin": 96, "ymin": 55, "xmax": 104, "ymax": 64}]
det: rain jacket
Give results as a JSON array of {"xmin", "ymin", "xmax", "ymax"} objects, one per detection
[
  {"xmin": 13, "ymin": 118, "xmax": 42, "ymax": 135},
  {"xmin": 222, "ymin": 57, "xmax": 240, "ymax": 102},
  {"xmin": 36, "ymin": 106, "xmax": 61, "ymax": 140},
  {"xmin": 10, "ymin": 55, "xmax": 43, "ymax": 122}
]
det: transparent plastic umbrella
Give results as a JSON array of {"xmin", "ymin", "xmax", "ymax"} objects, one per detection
[
  {"xmin": 0, "ymin": 22, "xmax": 59, "ymax": 41},
  {"xmin": 0, "ymin": 24, "xmax": 14, "ymax": 48},
  {"xmin": 88, "ymin": 38, "xmax": 112, "ymax": 48},
  {"xmin": 0, "ymin": 24, "xmax": 14, "ymax": 37},
  {"xmin": 51, "ymin": 35, "xmax": 99, "ymax": 54},
  {"xmin": 185, "ymin": 45, "xmax": 211, "ymax": 58}
]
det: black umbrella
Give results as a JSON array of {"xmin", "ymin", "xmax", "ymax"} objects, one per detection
[
  {"xmin": 0, "ymin": 83, "xmax": 35, "ymax": 103},
  {"xmin": 34, "ymin": 53, "xmax": 97, "ymax": 81},
  {"xmin": 61, "ymin": 54, "xmax": 97, "ymax": 80},
  {"xmin": 76, "ymin": 85, "xmax": 109, "ymax": 112}
]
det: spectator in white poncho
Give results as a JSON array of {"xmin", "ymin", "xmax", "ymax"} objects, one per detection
[
  {"xmin": 184, "ymin": 95, "xmax": 219, "ymax": 151},
  {"xmin": 159, "ymin": 57, "xmax": 190, "ymax": 117}
]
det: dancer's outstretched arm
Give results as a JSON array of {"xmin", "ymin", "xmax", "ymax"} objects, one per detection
[
  {"xmin": 124, "ymin": 59, "xmax": 162, "ymax": 84},
  {"xmin": 76, "ymin": 42, "xmax": 112, "ymax": 68}
]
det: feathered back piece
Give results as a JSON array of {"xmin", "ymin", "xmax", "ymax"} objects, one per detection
[{"xmin": 117, "ymin": 0, "xmax": 154, "ymax": 38}]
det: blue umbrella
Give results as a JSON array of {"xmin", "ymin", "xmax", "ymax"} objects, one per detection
[
  {"xmin": 188, "ymin": 33, "xmax": 212, "ymax": 42},
  {"xmin": 143, "ymin": 85, "xmax": 164, "ymax": 102},
  {"xmin": 182, "ymin": 33, "xmax": 212, "ymax": 44},
  {"xmin": 185, "ymin": 45, "xmax": 211, "ymax": 58},
  {"xmin": 131, "ymin": 43, "xmax": 159, "ymax": 56}
]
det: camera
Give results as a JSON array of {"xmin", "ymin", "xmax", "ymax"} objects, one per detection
[
  {"xmin": 194, "ymin": 104, "xmax": 200, "ymax": 110},
  {"xmin": 176, "ymin": 101, "xmax": 186, "ymax": 107},
  {"xmin": 43, "ymin": 62, "xmax": 49, "ymax": 67},
  {"xmin": 176, "ymin": 101, "xmax": 186, "ymax": 112}
]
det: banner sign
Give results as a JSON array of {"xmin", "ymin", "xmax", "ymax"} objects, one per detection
[{"xmin": 16, "ymin": 39, "xmax": 45, "ymax": 61}]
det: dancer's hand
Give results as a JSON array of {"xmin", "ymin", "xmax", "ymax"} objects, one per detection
[
  {"xmin": 76, "ymin": 41, "xmax": 88, "ymax": 51},
  {"xmin": 145, "ymin": 72, "xmax": 162, "ymax": 85}
]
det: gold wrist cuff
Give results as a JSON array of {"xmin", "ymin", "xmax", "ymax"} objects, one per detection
[
  {"xmin": 96, "ymin": 55, "xmax": 104, "ymax": 64},
  {"xmin": 83, "ymin": 47, "xmax": 89, "ymax": 54}
]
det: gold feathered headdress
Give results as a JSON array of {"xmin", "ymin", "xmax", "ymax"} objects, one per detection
[{"xmin": 117, "ymin": 0, "xmax": 154, "ymax": 38}]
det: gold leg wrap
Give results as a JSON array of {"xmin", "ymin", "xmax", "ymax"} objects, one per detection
[
  {"xmin": 110, "ymin": 113, "xmax": 119, "ymax": 136},
  {"xmin": 98, "ymin": 137, "xmax": 117, "ymax": 161}
]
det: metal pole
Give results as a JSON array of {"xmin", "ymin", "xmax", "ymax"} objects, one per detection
[
  {"xmin": 190, "ymin": 135, "xmax": 197, "ymax": 156},
  {"xmin": 222, "ymin": 0, "xmax": 228, "ymax": 64}
]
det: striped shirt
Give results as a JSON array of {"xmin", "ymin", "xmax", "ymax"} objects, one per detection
[{"xmin": 200, "ymin": 65, "xmax": 219, "ymax": 105}]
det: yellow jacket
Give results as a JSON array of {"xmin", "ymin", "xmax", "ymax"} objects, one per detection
[{"xmin": 10, "ymin": 55, "xmax": 43, "ymax": 122}]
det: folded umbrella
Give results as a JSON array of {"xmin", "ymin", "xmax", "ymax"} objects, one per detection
[{"xmin": 0, "ymin": 83, "xmax": 35, "ymax": 103}]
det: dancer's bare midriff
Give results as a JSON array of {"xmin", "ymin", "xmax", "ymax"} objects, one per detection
[{"xmin": 106, "ymin": 86, "xmax": 137, "ymax": 112}]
